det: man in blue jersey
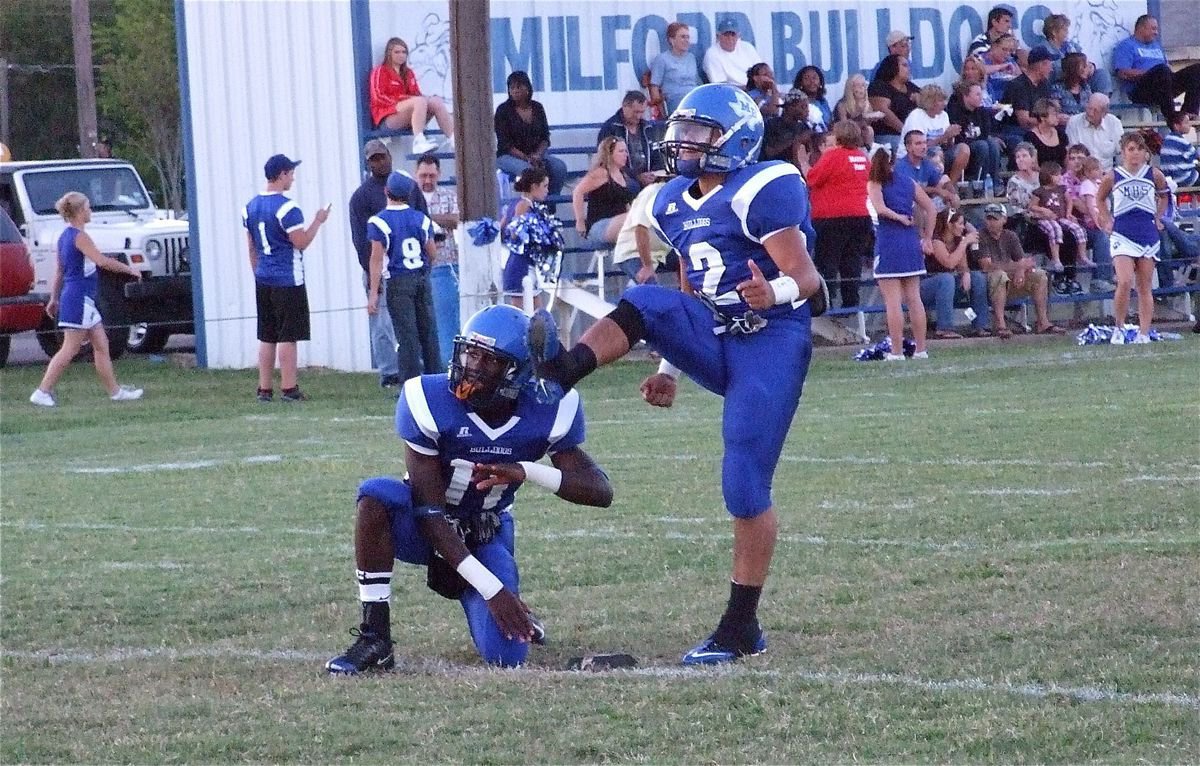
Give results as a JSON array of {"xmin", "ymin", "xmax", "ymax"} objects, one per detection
[
  {"xmin": 531, "ymin": 83, "xmax": 825, "ymax": 666},
  {"xmin": 243, "ymin": 154, "xmax": 329, "ymax": 402},
  {"xmin": 367, "ymin": 171, "xmax": 445, "ymax": 383},
  {"xmin": 326, "ymin": 304, "xmax": 613, "ymax": 673}
]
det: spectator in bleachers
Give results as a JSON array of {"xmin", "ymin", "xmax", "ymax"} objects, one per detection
[
  {"xmin": 1065, "ymin": 93, "xmax": 1122, "ymax": 171},
  {"xmin": 969, "ymin": 6, "xmax": 1027, "ymax": 66},
  {"xmin": 1113, "ymin": 14, "xmax": 1200, "ymax": 122},
  {"xmin": 746, "ymin": 63, "xmax": 783, "ymax": 119},
  {"xmin": 597, "ymin": 90, "xmax": 661, "ymax": 187},
  {"xmin": 1030, "ymin": 160, "xmax": 1090, "ymax": 284},
  {"xmin": 572, "ymin": 136, "xmax": 641, "ymax": 245},
  {"xmin": 895, "ymin": 130, "xmax": 958, "ymax": 214},
  {"xmin": 1024, "ymin": 98, "xmax": 1069, "ymax": 168},
  {"xmin": 808, "ymin": 120, "xmax": 873, "ymax": 311},
  {"xmin": 369, "ymin": 37, "xmax": 454, "ymax": 154},
  {"xmin": 1051, "ymin": 53, "xmax": 1094, "ymax": 116},
  {"xmin": 869, "ymin": 54, "xmax": 921, "ymax": 153},
  {"xmin": 794, "ymin": 66, "xmax": 833, "ymax": 128},
  {"xmin": 982, "ymin": 33, "xmax": 1022, "ymax": 106},
  {"xmin": 611, "ymin": 171, "xmax": 679, "ymax": 287},
  {"xmin": 1035, "ymin": 13, "xmax": 1113, "ymax": 95},
  {"xmin": 921, "ymin": 209, "xmax": 991, "ymax": 337},
  {"xmin": 899, "ymin": 84, "xmax": 969, "ymax": 182},
  {"xmin": 494, "ymin": 71, "xmax": 568, "ymax": 196},
  {"xmin": 977, "ymin": 203, "xmax": 1064, "ymax": 338},
  {"xmin": 1005, "ymin": 142, "xmax": 1046, "ymax": 226},
  {"xmin": 1096, "ymin": 131, "xmax": 1168, "ymax": 343},
  {"xmin": 649, "ymin": 22, "xmax": 701, "ymax": 117},
  {"xmin": 1160, "ymin": 112, "xmax": 1199, "ymax": 187},
  {"xmin": 703, "ymin": 18, "xmax": 763, "ymax": 86},
  {"xmin": 957, "ymin": 56, "xmax": 995, "ymax": 109},
  {"xmin": 1158, "ymin": 178, "xmax": 1199, "ymax": 288},
  {"xmin": 1064, "ymin": 146, "xmax": 1116, "ymax": 290},
  {"xmin": 948, "ymin": 82, "xmax": 1004, "ymax": 184},
  {"xmin": 999, "ymin": 47, "xmax": 1061, "ymax": 152},
  {"xmin": 867, "ymin": 147, "xmax": 936, "ymax": 359},
  {"xmin": 834, "ymin": 74, "xmax": 880, "ymax": 147}
]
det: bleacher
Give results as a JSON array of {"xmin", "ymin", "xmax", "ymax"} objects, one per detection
[{"xmin": 368, "ymin": 96, "xmax": 1200, "ymax": 344}]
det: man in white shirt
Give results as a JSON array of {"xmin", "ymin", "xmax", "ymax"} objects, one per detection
[
  {"xmin": 1065, "ymin": 93, "xmax": 1123, "ymax": 171},
  {"xmin": 703, "ymin": 18, "xmax": 763, "ymax": 86}
]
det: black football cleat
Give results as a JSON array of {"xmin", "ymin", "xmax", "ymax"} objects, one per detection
[{"xmin": 325, "ymin": 628, "xmax": 394, "ymax": 675}]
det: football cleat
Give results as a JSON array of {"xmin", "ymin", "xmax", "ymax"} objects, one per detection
[
  {"xmin": 325, "ymin": 628, "xmax": 394, "ymax": 675},
  {"xmin": 681, "ymin": 629, "xmax": 767, "ymax": 666}
]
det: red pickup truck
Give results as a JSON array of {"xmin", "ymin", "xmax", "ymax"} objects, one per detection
[{"xmin": 0, "ymin": 207, "xmax": 50, "ymax": 367}]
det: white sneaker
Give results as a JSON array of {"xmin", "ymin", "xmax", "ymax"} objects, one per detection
[
  {"xmin": 911, "ymin": 351, "xmax": 929, "ymax": 359},
  {"xmin": 1131, "ymin": 333, "xmax": 1152, "ymax": 344},
  {"xmin": 411, "ymin": 134, "xmax": 438, "ymax": 154},
  {"xmin": 884, "ymin": 353, "xmax": 906, "ymax": 361},
  {"xmin": 29, "ymin": 389, "xmax": 56, "ymax": 407},
  {"xmin": 110, "ymin": 386, "xmax": 144, "ymax": 401},
  {"xmin": 441, "ymin": 134, "xmax": 455, "ymax": 151}
]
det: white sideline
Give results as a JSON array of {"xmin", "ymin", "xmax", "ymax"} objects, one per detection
[
  {"xmin": 66, "ymin": 455, "xmax": 283, "ymax": 474},
  {"xmin": 3, "ymin": 520, "xmax": 1196, "ymax": 553},
  {"xmin": 2, "ymin": 646, "xmax": 1195, "ymax": 710}
]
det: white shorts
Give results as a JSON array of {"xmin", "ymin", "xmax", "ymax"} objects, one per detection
[{"xmin": 1110, "ymin": 232, "xmax": 1160, "ymax": 261}]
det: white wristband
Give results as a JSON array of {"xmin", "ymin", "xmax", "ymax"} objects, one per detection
[
  {"xmin": 518, "ymin": 461, "xmax": 563, "ymax": 493},
  {"xmin": 769, "ymin": 275, "xmax": 801, "ymax": 305},
  {"xmin": 456, "ymin": 555, "xmax": 504, "ymax": 600},
  {"xmin": 657, "ymin": 359, "xmax": 681, "ymax": 379}
]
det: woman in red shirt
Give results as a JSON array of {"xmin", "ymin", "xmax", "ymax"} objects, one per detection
[
  {"xmin": 806, "ymin": 120, "xmax": 873, "ymax": 309},
  {"xmin": 368, "ymin": 37, "xmax": 454, "ymax": 154}
]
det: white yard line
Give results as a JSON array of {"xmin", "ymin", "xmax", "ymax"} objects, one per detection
[
  {"xmin": 64, "ymin": 455, "xmax": 283, "ymax": 474},
  {"xmin": 3, "ymin": 520, "xmax": 1195, "ymax": 553},
  {"xmin": 2, "ymin": 646, "xmax": 1195, "ymax": 709}
]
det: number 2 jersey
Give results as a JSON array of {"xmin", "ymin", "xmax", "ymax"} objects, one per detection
[
  {"xmin": 649, "ymin": 160, "xmax": 811, "ymax": 321},
  {"xmin": 395, "ymin": 375, "xmax": 586, "ymax": 518}
]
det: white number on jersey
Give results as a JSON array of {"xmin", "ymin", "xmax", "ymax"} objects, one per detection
[
  {"xmin": 257, "ymin": 222, "xmax": 272, "ymax": 255},
  {"xmin": 401, "ymin": 237, "xmax": 424, "ymax": 270},
  {"xmin": 445, "ymin": 458, "xmax": 506, "ymax": 510},
  {"xmin": 686, "ymin": 241, "xmax": 740, "ymax": 305}
]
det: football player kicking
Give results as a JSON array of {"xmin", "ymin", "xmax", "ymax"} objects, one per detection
[
  {"xmin": 530, "ymin": 83, "xmax": 825, "ymax": 665},
  {"xmin": 326, "ymin": 305, "xmax": 613, "ymax": 673}
]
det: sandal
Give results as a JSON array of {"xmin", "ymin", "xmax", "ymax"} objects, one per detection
[
  {"xmin": 933, "ymin": 330, "xmax": 964, "ymax": 340},
  {"xmin": 996, "ymin": 327, "xmax": 1013, "ymax": 339},
  {"xmin": 1036, "ymin": 324, "xmax": 1066, "ymax": 335}
]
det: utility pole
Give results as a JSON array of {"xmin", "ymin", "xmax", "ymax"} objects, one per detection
[
  {"xmin": 448, "ymin": 0, "xmax": 498, "ymax": 319},
  {"xmin": 72, "ymin": 0, "xmax": 98, "ymax": 158},
  {"xmin": 0, "ymin": 58, "xmax": 10, "ymax": 147}
]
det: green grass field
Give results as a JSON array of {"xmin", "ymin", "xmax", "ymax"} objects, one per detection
[{"xmin": 2, "ymin": 338, "xmax": 1198, "ymax": 764}]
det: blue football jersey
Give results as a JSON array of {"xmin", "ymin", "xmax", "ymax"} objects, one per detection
[
  {"xmin": 243, "ymin": 192, "xmax": 305, "ymax": 286},
  {"xmin": 649, "ymin": 161, "xmax": 809, "ymax": 320},
  {"xmin": 395, "ymin": 375, "xmax": 586, "ymax": 517},
  {"xmin": 367, "ymin": 204, "xmax": 435, "ymax": 277}
]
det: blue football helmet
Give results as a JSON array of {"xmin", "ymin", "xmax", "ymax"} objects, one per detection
[
  {"xmin": 449, "ymin": 305, "xmax": 534, "ymax": 409},
  {"xmin": 658, "ymin": 84, "xmax": 764, "ymax": 178}
]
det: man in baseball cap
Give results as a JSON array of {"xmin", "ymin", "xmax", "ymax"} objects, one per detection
[
  {"xmin": 264, "ymin": 153, "xmax": 301, "ymax": 181},
  {"xmin": 885, "ymin": 30, "xmax": 913, "ymax": 60},
  {"xmin": 976, "ymin": 201, "xmax": 1065, "ymax": 337},
  {"xmin": 703, "ymin": 16, "xmax": 764, "ymax": 86}
]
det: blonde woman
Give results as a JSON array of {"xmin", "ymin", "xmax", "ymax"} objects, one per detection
[
  {"xmin": 30, "ymin": 192, "xmax": 143, "ymax": 407},
  {"xmin": 835, "ymin": 73, "xmax": 880, "ymax": 145},
  {"xmin": 899, "ymin": 83, "xmax": 970, "ymax": 181},
  {"xmin": 368, "ymin": 37, "xmax": 453, "ymax": 153},
  {"xmin": 572, "ymin": 137, "xmax": 641, "ymax": 244}
]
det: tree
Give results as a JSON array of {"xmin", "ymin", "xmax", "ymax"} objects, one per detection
[{"xmin": 95, "ymin": 0, "xmax": 183, "ymax": 212}]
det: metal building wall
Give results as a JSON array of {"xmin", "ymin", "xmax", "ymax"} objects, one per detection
[{"xmin": 181, "ymin": 0, "xmax": 370, "ymax": 371}]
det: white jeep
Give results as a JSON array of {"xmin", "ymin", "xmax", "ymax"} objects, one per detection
[{"xmin": 0, "ymin": 159, "xmax": 193, "ymax": 356}]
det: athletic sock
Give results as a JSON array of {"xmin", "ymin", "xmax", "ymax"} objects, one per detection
[
  {"xmin": 356, "ymin": 569, "xmax": 392, "ymax": 639},
  {"xmin": 713, "ymin": 580, "xmax": 763, "ymax": 649}
]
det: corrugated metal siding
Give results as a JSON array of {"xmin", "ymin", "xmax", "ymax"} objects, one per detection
[{"xmin": 183, "ymin": 0, "xmax": 370, "ymax": 371}]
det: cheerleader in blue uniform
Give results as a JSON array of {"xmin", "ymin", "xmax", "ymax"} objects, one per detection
[
  {"xmin": 1096, "ymin": 132, "xmax": 1168, "ymax": 344},
  {"xmin": 29, "ymin": 192, "xmax": 145, "ymax": 407},
  {"xmin": 500, "ymin": 167, "xmax": 564, "ymax": 310}
]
